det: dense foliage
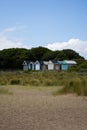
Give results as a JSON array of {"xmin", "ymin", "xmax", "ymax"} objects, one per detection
[{"xmin": 0, "ymin": 47, "xmax": 85, "ymax": 70}]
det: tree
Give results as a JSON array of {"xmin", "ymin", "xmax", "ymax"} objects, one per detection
[
  {"xmin": 0, "ymin": 47, "xmax": 85, "ymax": 70},
  {"xmin": 63, "ymin": 49, "xmax": 84, "ymax": 60}
]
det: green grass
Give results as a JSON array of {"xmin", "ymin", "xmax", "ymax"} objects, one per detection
[
  {"xmin": 0, "ymin": 71, "xmax": 87, "ymax": 96},
  {"xmin": 53, "ymin": 77, "xmax": 87, "ymax": 96},
  {"xmin": 0, "ymin": 86, "xmax": 12, "ymax": 94}
]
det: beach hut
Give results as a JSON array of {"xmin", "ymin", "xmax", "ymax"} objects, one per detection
[
  {"xmin": 48, "ymin": 60, "xmax": 54, "ymax": 70},
  {"xmin": 28, "ymin": 61, "xmax": 34, "ymax": 70},
  {"xmin": 54, "ymin": 61, "xmax": 61, "ymax": 71},
  {"xmin": 41, "ymin": 61, "xmax": 48, "ymax": 70},
  {"xmin": 61, "ymin": 60, "xmax": 77, "ymax": 70},
  {"xmin": 34, "ymin": 60, "xmax": 40, "ymax": 70},
  {"xmin": 22, "ymin": 60, "xmax": 28, "ymax": 71}
]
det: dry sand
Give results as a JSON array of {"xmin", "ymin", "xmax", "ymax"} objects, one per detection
[{"xmin": 0, "ymin": 86, "xmax": 87, "ymax": 130}]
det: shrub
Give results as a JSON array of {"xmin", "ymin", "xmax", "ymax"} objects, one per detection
[
  {"xmin": 43, "ymin": 79, "xmax": 54, "ymax": 86},
  {"xmin": 55, "ymin": 78, "xmax": 87, "ymax": 96},
  {"xmin": 10, "ymin": 79, "xmax": 20, "ymax": 85},
  {"xmin": 29, "ymin": 79, "xmax": 40, "ymax": 86}
]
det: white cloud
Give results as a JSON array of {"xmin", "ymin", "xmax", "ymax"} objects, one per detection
[
  {"xmin": 45, "ymin": 38, "xmax": 87, "ymax": 59},
  {"xmin": 0, "ymin": 27, "xmax": 30, "ymax": 50},
  {"xmin": 0, "ymin": 27, "xmax": 16, "ymax": 37},
  {"xmin": 0, "ymin": 36, "xmax": 29, "ymax": 50},
  {"xmin": 0, "ymin": 27, "xmax": 87, "ymax": 59},
  {"xmin": 3, "ymin": 27, "xmax": 16, "ymax": 33}
]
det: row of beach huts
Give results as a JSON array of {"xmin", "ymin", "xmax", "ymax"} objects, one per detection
[{"xmin": 22, "ymin": 60, "xmax": 77, "ymax": 71}]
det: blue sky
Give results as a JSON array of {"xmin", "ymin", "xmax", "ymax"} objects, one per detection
[{"xmin": 0, "ymin": 0, "xmax": 87, "ymax": 58}]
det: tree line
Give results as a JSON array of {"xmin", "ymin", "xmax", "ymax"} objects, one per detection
[{"xmin": 0, "ymin": 47, "xmax": 85, "ymax": 70}]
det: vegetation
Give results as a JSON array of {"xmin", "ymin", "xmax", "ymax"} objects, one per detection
[
  {"xmin": 0, "ymin": 71, "xmax": 87, "ymax": 96},
  {"xmin": 69, "ymin": 60, "xmax": 87, "ymax": 71},
  {"xmin": 0, "ymin": 47, "xmax": 84, "ymax": 70},
  {"xmin": 0, "ymin": 86, "xmax": 11, "ymax": 94},
  {"xmin": 54, "ymin": 77, "xmax": 87, "ymax": 96},
  {"xmin": 0, "ymin": 47, "xmax": 86, "ymax": 95}
]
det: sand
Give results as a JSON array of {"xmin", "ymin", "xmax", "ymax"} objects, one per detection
[{"xmin": 0, "ymin": 86, "xmax": 87, "ymax": 130}]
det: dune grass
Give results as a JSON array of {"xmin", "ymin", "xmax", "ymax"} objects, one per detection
[
  {"xmin": 53, "ymin": 76, "xmax": 87, "ymax": 96},
  {"xmin": 0, "ymin": 70, "xmax": 87, "ymax": 95},
  {"xmin": 0, "ymin": 86, "xmax": 12, "ymax": 94}
]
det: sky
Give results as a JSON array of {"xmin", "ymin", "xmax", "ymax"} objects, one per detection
[{"xmin": 0, "ymin": 0, "xmax": 87, "ymax": 59}]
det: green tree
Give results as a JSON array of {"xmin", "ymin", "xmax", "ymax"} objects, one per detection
[{"xmin": 0, "ymin": 47, "xmax": 85, "ymax": 70}]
